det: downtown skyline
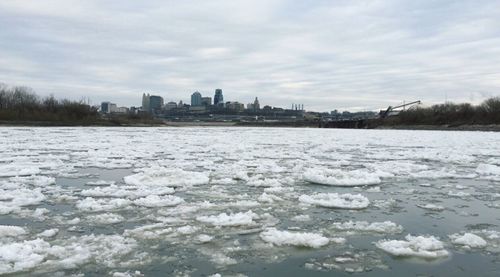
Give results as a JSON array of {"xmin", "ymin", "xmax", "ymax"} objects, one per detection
[{"xmin": 1, "ymin": 0, "xmax": 500, "ymax": 112}]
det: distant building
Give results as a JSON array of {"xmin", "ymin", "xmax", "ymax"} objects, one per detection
[
  {"xmin": 189, "ymin": 106, "xmax": 206, "ymax": 113},
  {"xmin": 226, "ymin": 101, "xmax": 245, "ymax": 112},
  {"xmin": 149, "ymin": 95, "xmax": 164, "ymax": 113},
  {"xmin": 115, "ymin": 107, "xmax": 129, "ymax": 114},
  {"xmin": 164, "ymin": 101, "xmax": 178, "ymax": 110},
  {"xmin": 191, "ymin": 91, "xmax": 202, "ymax": 106},
  {"xmin": 142, "ymin": 93, "xmax": 163, "ymax": 113},
  {"xmin": 201, "ymin": 97, "xmax": 212, "ymax": 107},
  {"xmin": 214, "ymin": 89, "xmax": 224, "ymax": 106},
  {"xmin": 254, "ymin": 97, "xmax": 260, "ymax": 110},
  {"xmin": 142, "ymin": 93, "xmax": 150, "ymax": 112},
  {"xmin": 247, "ymin": 97, "xmax": 260, "ymax": 111},
  {"xmin": 100, "ymin": 101, "xmax": 117, "ymax": 114}
]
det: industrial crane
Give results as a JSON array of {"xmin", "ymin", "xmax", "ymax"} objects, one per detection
[{"xmin": 380, "ymin": 100, "xmax": 421, "ymax": 118}]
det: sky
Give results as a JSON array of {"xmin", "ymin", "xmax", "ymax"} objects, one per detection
[{"xmin": 0, "ymin": 0, "xmax": 499, "ymax": 112}]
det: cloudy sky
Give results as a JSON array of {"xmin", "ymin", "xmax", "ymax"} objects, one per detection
[{"xmin": 1, "ymin": 0, "xmax": 499, "ymax": 111}]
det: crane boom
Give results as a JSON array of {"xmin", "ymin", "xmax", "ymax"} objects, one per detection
[{"xmin": 380, "ymin": 100, "xmax": 421, "ymax": 118}]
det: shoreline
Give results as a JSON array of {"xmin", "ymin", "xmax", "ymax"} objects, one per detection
[{"xmin": 1, "ymin": 120, "xmax": 499, "ymax": 131}]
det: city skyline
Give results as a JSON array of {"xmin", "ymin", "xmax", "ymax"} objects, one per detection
[{"xmin": 1, "ymin": 1, "xmax": 499, "ymax": 111}]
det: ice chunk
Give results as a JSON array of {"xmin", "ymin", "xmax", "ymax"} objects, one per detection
[
  {"xmin": 299, "ymin": 193, "xmax": 369, "ymax": 209},
  {"xmin": 112, "ymin": 271, "xmax": 144, "ymax": 277},
  {"xmin": 476, "ymin": 163, "xmax": 500, "ymax": 176},
  {"xmin": 0, "ymin": 238, "xmax": 50, "ymax": 274},
  {"xmin": 0, "ymin": 165, "xmax": 40, "ymax": 177},
  {"xmin": 259, "ymin": 228, "xmax": 330, "ymax": 248},
  {"xmin": 304, "ymin": 168, "xmax": 382, "ymax": 186},
  {"xmin": 447, "ymin": 191, "xmax": 471, "ymax": 198},
  {"xmin": 85, "ymin": 180, "xmax": 116, "ymax": 186},
  {"xmin": 38, "ymin": 229, "xmax": 58, "ymax": 238},
  {"xmin": 81, "ymin": 185, "xmax": 175, "ymax": 199},
  {"xmin": 331, "ymin": 221, "xmax": 403, "ymax": 234},
  {"xmin": 133, "ymin": 195, "xmax": 184, "ymax": 207},
  {"xmin": 124, "ymin": 166, "xmax": 209, "ymax": 187},
  {"xmin": 246, "ymin": 178, "xmax": 282, "ymax": 187},
  {"xmin": 417, "ymin": 204, "xmax": 445, "ymax": 211},
  {"xmin": 87, "ymin": 213, "xmax": 125, "ymax": 224},
  {"xmin": 258, "ymin": 193, "xmax": 283, "ymax": 203},
  {"xmin": 197, "ymin": 234, "xmax": 214, "ymax": 243},
  {"xmin": 375, "ymin": 234, "xmax": 449, "ymax": 259},
  {"xmin": 196, "ymin": 211, "xmax": 258, "ymax": 226},
  {"xmin": 292, "ymin": 215, "xmax": 311, "ymax": 222},
  {"xmin": 449, "ymin": 233, "xmax": 487, "ymax": 248},
  {"xmin": 76, "ymin": 197, "xmax": 132, "ymax": 212},
  {"xmin": 0, "ymin": 225, "xmax": 27, "ymax": 237}
]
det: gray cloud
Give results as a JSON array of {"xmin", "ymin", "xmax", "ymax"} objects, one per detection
[{"xmin": 0, "ymin": 0, "xmax": 499, "ymax": 111}]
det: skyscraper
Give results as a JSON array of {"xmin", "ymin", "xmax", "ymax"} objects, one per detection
[
  {"xmin": 149, "ymin": 95, "xmax": 164, "ymax": 113},
  {"xmin": 142, "ymin": 93, "xmax": 150, "ymax": 112},
  {"xmin": 253, "ymin": 97, "xmax": 260, "ymax": 110},
  {"xmin": 191, "ymin": 91, "xmax": 202, "ymax": 106},
  {"xmin": 214, "ymin": 89, "xmax": 223, "ymax": 106}
]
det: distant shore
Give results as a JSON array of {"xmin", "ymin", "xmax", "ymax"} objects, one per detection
[{"xmin": 1, "ymin": 119, "xmax": 499, "ymax": 131}]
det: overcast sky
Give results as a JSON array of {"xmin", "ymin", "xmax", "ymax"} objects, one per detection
[{"xmin": 1, "ymin": 0, "xmax": 499, "ymax": 111}]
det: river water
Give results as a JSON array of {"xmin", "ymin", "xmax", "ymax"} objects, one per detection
[{"xmin": 0, "ymin": 127, "xmax": 499, "ymax": 276}]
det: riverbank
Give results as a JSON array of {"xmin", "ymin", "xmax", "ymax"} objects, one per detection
[{"xmin": 374, "ymin": 124, "xmax": 500, "ymax": 132}]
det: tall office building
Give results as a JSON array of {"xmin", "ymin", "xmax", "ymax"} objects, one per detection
[
  {"xmin": 142, "ymin": 93, "xmax": 150, "ymax": 112},
  {"xmin": 214, "ymin": 89, "xmax": 224, "ymax": 106},
  {"xmin": 253, "ymin": 97, "xmax": 260, "ymax": 110},
  {"xmin": 149, "ymin": 95, "xmax": 164, "ymax": 113},
  {"xmin": 191, "ymin": 91, "xmax": 202, "ymax": 106},
  {"xmin": 201, "ymin": 97, "xmax": 212, "ymax": 106}
]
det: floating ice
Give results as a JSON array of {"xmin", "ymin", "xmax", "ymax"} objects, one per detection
[
  {"xmin": 0, "ymin": 165, "xmax": 40, "ymax": 177},
  {"xmin": 259, "ymin": 228, "xmax": 330, "ymax": 248},
  {"xmin": 447, "ymin": 191, "xmax": 471, "ymax": 198},
  {"xmin": 375, "ymin": 234, "xmax": 449, "ymax": 259},
  {"xmin": 0, "ymin": 225, "xmax": 27, "ymax": 237},
  {"xmin": 76, "ymin": 197, "xmax": 132, "ymax": 212},
  {"xmin": 258, "ymin": 192, "xmax": 283, "ymax": 203},
  {"xmin": 196, "ymin": 211, "xmax": 258, "ymax": 226},
  {"xmin": 304, "ymin": 168, "xmax": 382, "ymax": 186},
  {"xmin": 37, "ymin": 229, "xmax": 58, "ymax": 238},
  {"xmin": 85, "ymin": 180, "xmax": 116, "ymax": 186},
  {"xmin": 331, "ymin": 221, "xmax": 403, "ymax": 234},
  {"xmin": 81, "ymin": 185, "xmax": 175, "ymax": 199},
  {"xmin": 449, "ymin": 233, "xmax": 487, "ymax": 248},
  {"xmin": 87, "ymin": 213, "xmax": 125, "ymax": 224},
  {"xmin": 246, "ymin": 178, "xmax": 282, "ymax": 187},
  {"xmin": 476, "ymin": 163, "xmax": 500, "ymax": 176},
  {"xmin": 299, "ymin": 193, "xmax": 370, "ymax": 209},
  {"xmin": 124, "ymin": 166, "xmax": 209, "ymax": 187},
  {"xmin": 292, "ymin": 215, "xmax": 311, "ymax": 222},
  {"xmin": 417, "ymin": 204, "xmax": 445, "ymax": 211},
  {"xmin": 133, "ymin": 195, "xmax": 184, "ymax": 207},
  {"xmin": 197, "ymin": 234, "xmax": 214, "ymax": 243}
]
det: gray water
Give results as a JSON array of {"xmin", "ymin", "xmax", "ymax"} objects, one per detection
[{"xmin": 0, "ymin": 127, "xmax": 499, "ymax": 276}]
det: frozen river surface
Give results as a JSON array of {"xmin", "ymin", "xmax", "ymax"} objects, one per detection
[{"xmin": 1, "ymin": 127, "xmax": 500, "ymax": 276}]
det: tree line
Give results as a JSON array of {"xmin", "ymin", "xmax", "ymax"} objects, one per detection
[
  {"xmin": 0, "ymin": 83, "xmax": 99, "ymax": 123},
  {"xmin": 385, "ymin": 97, "xmax": 500, "ymax": 126}
]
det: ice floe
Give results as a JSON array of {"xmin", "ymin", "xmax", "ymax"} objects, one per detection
[
  {"xmin": 449, "ymin": 233, "xmax": 487, "ymax": 248},
  {"xmin": 0, "ymin": 225, "xmax": 27, "ymax": 238},
  {"xmin": 303, "ymin": 168, "xmax": 383, "ymax": 186},
  {"xmin": 260, "ymin": 228, "xmax": 330, "ymax": 248},
  {"xmin": 417, "ymin": 203, "xmax": 445, "ymax": 211},
  {"xmin": 299, "ymin": 193, "xmax": 370, "ymax": 209},
  {"xmin": 331, "ymin": 221, "xmax": 403, "ymax": 234},
  {"xmin": 196, "ymin": 211, "xmax": 259, "ymax": 226},
  {"xmin": 133, "ymin": 195, "xmax": 184, "ymax": 207},
  {"xmin": 375, "ymin": 234, "xmax": 449, "ymax": 259},
  {"xmin": 123, "ymin": 166, "xmax": 209, "ymax": 188},
  {"xmin": 76, "ymin": 197, "xmax": 132, "ymax": 212}
]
